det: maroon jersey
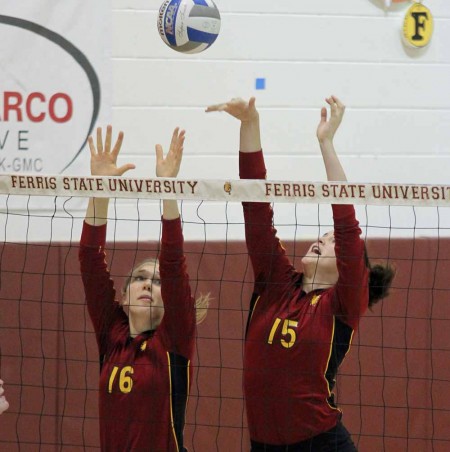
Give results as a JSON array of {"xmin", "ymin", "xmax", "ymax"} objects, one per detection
[
  {"xmin": 79, "ymin": 218, "xmax": 195, "ymax": 451},
  {"xmin": 240, "ymin": 151, "xmax": 368, "ymax": 445}
]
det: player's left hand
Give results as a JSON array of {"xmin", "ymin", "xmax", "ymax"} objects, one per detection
[
  {"xmin": 206, "ymin": 97, "xmax": 258, "ymax": 123},
  {"xmin": 155, "ymin": 127, "xmax": 185, "ymax": 178},
  {"xmin": 88, "ymin": 125, "xmax": 135, "ymax": 177}
]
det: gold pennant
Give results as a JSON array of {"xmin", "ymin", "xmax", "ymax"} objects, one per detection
[{"xmin": 403, "ymin": 2, "xmax": 434, "ymax": 48}]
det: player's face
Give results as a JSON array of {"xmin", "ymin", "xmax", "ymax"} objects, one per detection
[
  {"xmin": 0, "ymin": 379, "xmax": 9, "ymax": 414},
  {"xmin": 122, "ymin": 262, "xmax": 164, "ymax": 331},
  {"xmin": 302, "ymin": 231, "xmax": 338, "ymax": 282}
]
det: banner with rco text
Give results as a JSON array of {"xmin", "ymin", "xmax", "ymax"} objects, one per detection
[{"xmin": 0, "ymin": 0, "xmax": 111, "ymax": 181}]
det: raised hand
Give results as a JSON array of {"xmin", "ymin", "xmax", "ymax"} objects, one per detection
[
  {"xmin": 316, "ymin": 95, "xmax": 345, "ymax": 144},
  {"xmin": 206, "ymin": 97, "xmax": 259, "ymax": 123},
  {"xmin": 155, "ymin": 127, "xmax": 185, "ymax": 178},
  {"xmin": 88, "ymin": 125, "xmax": 135, "ymax": 177},
  {"xmin": 0, "ymin": 379, "xmax": 9, "ymax": 414}
]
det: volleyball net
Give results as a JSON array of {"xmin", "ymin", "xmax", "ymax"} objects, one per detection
[{"xmin": 1, "ymin": 173, "xmax": 450, "ymax": 451}]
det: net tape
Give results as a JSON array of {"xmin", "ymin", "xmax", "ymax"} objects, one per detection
[{"xmin": 1, "ymin": 174, "xmax": 450, "ymax": 207}]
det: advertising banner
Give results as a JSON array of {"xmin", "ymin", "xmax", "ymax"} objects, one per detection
[{"xmin": 0, "ymin": 0, "xmax": 111, "ymax": 176}]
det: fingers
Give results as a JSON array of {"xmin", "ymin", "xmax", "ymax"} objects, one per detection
[
  {"xmin": 170, "ymin": 127, "xmax": 181, "ymax": 147},
  {"xmin": 96, "ymin": 127, "xmax": 103, "ymax": 154},
  {"xmin": 155, "ymin": 128, "xmax": 184, "ymax": 178},
  {"xmin": 104, "ymin": 125, "xmax": 112, "ymax": 153},
  {"xmin": 205, "ymin": 103, "xmax": 227, "ymax": 113},
  {"xmin": 331, "ymin": 95, "xmax": 344, "ymax": 109},
  {"xmin": 90, "ymin": 126, "xmax": 124, "ymax": 157},
  {"xmin": 88, "ymin": 136, "xmax": 96, "ymax": 157},
  {"xmin": 206, "ymin": 97, "xmax": 247, "ymax": 113},
  {"xmin": 116, "ymin": 163, "xmax": 136, "ymax": 176},
  {"xmin": 170, "ymin": 127, "xmax": 185, "ymax": 154},
  {"xmin": 111, "ymin": 131, "xmax": 124, "ymax": 157},
  {"xmin": 155, "ymin": 127, "xmax": 184, "ymax": 161},
  {"xmin": 155, "ymin": 143, "xmax": 163, "ymax": 163},
  {"xmin": 177, "ymin": 129, "xmax": 186, "ymax": 150},
  {"xmin": 320, "ymin": 107, "xmax": 327, "ymax": 123},
  {"xmin": 325, "ymin": 95, "xmax": 345, "ymax": 119},
  {"xmin": 325, "ymin": 95, "xmax": 345, "ymax": 109},
  {"xmin": 325, "ymin": 96, "xmax": 337, "ymax": 115}
]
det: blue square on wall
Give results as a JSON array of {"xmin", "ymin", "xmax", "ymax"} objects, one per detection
[{"xmin": 255, "ymin": 78, "xmax": 266, "ymax": 90}]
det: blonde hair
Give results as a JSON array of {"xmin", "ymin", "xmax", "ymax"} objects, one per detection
[
  {"xmin": 122, "ymin": 258, "xmax": 211, "ymax": 325},
  {"xmin": 194, "ymin": 293, "xmax": 211, "ymax": 325}
]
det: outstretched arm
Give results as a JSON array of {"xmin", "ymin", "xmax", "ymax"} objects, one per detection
[
  {"xmin": 317, "ymin": 97, "xmax": 368, "ymax": 327},
  {"xmin": 206, "ymin": 97, "xmax": 261, "ymax": 153},
  {"xmin": 156, "ymin": 128, "xmax": 195, "ymax": 357},
  {"xmin": 80, "ymin": 126, "xmax": 134, "ymax": 352},
  {"xmin": 85, "ymin": 126, "xmax": 135, "ymax": 225},
  {"xmin": 316, "ymin": 95, "xmax": 347, "ymax": 182},
  {"xmin": 155, "ymin": 127, "xmax": 185, "ymax": 220},
  {"xmin": 206, "ymin": 98, "xmax": 294, "ymax": 292}
]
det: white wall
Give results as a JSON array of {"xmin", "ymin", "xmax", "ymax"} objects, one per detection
[
  {"xmin": 111, "ymin": 0, "xmax": 450, "ymax": 184},
  {"xmin": 3, "ymin": 0, "xmax": 450, "ymax": 241},
  {"xmin": 111, "ymin": 0, "xmax": 450, "ymax": 241}
]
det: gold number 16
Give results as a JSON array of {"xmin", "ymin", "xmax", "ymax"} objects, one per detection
[{"xmin": 108, "ymin": 366, "xmax": 134, "ymax": 394}]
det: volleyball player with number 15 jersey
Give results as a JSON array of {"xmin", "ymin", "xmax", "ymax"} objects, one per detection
[{"xmin": 207, "ymin": 96, "xmax": 394, "ymax": 451}]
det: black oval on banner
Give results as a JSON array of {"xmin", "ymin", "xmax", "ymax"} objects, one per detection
[{"xmin": 0, "ymin": 14, "xmax": 100, "ymax": 173}]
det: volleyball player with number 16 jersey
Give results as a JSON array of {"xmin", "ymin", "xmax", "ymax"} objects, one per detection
[{"xmin": 79, "ymin": 126, "xmax": 208, "ymax": 451}]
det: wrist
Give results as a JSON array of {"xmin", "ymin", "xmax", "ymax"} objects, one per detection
[
  {"xmin": 240, "ymin": 111, "xmax": 259, "ymax": 125},
  {"xmin": 162, "ymin": 199, "xmax": 180, "ymax": 220},
  {"xmin": 240, "ymin": 116, "xmax": 260, "ymax": 136},
  {"xmin": 318, "ymin": 137, "xmax": 334, "ymax": 146}
]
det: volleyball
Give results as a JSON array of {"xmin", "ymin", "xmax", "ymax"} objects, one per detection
[{"xmin": 157, "ymin": 0, "xmax": 221, "ymax": 54}]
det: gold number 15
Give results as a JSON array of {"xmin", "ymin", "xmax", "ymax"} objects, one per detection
[{"xmin": 268, "ymin": 318, "xmax": 299, "ymax": 348}]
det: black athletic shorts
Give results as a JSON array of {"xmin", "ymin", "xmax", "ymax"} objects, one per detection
[{"xmin": 250, "ymin": 421, "xmax": 358, "ymax": 452}]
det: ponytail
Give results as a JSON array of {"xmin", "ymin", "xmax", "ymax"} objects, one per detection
[
  {"xmin": 368, "ymin": 264, "xmax": 396, "ymax": 308},
  {"xmin": 364, "ymin": 245, "xmax": 395, "ymax": 308}
]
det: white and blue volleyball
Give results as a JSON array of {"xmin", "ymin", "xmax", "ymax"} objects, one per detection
[{"xmin": 158, "ymin": 0, "xmax": 221, "ymax": 54}]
